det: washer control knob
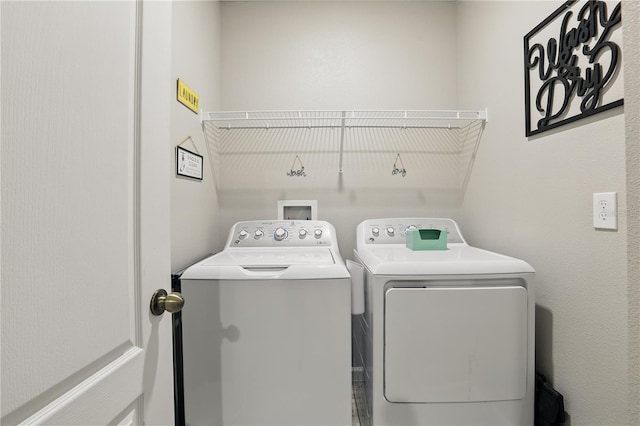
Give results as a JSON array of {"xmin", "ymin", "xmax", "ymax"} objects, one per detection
[
  {"xmin": 314, "ymin": 229, "xmax": 323, "ymax": 239},
  {"xmin": 254, "ymin": 230, "xmax": 264, "ymax": 239},
  {"xmin": 386, "ymin": 227, "xmax": 395, "ymax": 237},
  {"xmin": 274, "ymin": 227, "xmax": 288, "ymax": 241},
  {"xmin": 371, "ymin": 227, "xmax": 380, "ymax": 237},
  {"xmin": 405, "ymin": 225, "xmax": 417, "ymax": 234},
  {"xmin": 238, "ymin": 230, "xmax": 249, "ymax": 240},
  {"xmin": 299, "ymin": 229, "xmax": 308, "ymax": 239}
]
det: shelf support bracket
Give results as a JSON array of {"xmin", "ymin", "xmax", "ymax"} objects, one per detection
[{"xmin": 338, "ymin": 111, "xmax": 346, "ymax": 173}]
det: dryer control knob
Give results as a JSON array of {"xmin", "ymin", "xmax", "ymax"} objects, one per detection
[
  {"xmin": 372, "ymin": 227, "xmax": 380, "ymax": 237},
  {"xmin": 404, "ymin": 225, "xmax": 417, "ymax": 235},
  {"xmin": 386, "ymin": 227, "xmax": 395, "ymax": 236},
  {"xmin": 254, "ymin": 230, "xmax": 264, "ymax": 239},
  {"xmin": 274, "ymin": 227, "xmax": 288, "ymax": 241},
  {"xmin": 314, "ymin": 229, "xmax": 323, "ymax": 239},
  {"xmin": 299, "ymin": 229, "xmax": 308, "ymax": 239},
  {"xmin": 238, "ymin": 230, "xmax": 249, "ymax": 240}
]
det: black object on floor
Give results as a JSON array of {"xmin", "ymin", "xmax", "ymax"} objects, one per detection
[{"xmin": 535, "ymin": 371, "xmax": 566, "ymax": 426}]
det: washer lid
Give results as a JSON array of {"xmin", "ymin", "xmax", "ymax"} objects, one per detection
[
  {"xmin": 356, "ymin": 244, "xmax": 534, "ymax": 275},
  {"xmin": 181, "ymin": 248, "xmax": 351, "ymax": 280},
  {"xmin": 204, "ymin": 247, "xmax": 335, "ymax": 266}
]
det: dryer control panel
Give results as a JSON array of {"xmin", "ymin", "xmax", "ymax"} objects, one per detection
[
  {"xmin": 359, "ymin": 218, "xmax": 465, "ymax": 245},
  {"xmin": 226, "ymin": 220, "xmax": 336, "ymax": 248}
]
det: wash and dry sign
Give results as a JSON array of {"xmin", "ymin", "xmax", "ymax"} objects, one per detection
[
  {"xmin": 177, "ymin": 79, "xmax": 199, "ymax": 114},
  {"xmin": 523, "ymin": 0, "xmax": 623, "ymax": 137}
]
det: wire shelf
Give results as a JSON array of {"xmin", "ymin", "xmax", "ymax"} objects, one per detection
[
  {"xmin": 200, "ymin": 109, "xmax": 487, "ymax": 130},
  {"xmin": 199, "ymin": 109, "xmax": 487, "ymax": 186}
]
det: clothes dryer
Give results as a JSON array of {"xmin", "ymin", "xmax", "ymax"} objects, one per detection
[
  {"xmin": 180, "ymin": 220, "xmax": 351, "ymax": 426},
  {"xmin": 352, "ymin": 218, "xmax": 535, "ymax": 426}
]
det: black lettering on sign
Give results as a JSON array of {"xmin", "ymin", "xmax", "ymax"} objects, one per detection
[
  {"xmin": 391, "ymin": 166, "xmax": 407, "ymax": 177},
  {"xmin": 524, "ymin": 0, "xmax": 623, "ymax": 136},
  {"xmin": 287, "ymin": 167, "xmax": 307, "ymax": 177}
]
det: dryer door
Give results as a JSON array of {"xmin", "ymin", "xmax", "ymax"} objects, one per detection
[{"xmin": 384, "ymin": 285, "xmax": 528, "ymax": 403}]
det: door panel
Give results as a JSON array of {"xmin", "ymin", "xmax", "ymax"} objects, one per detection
[
  {"xmin": 19, "ymin": 349, "xmax": 144, "ymax": 425},
  {"xmin": 1, "ymin": 1, "xmax": 173, "ymax": 424}
]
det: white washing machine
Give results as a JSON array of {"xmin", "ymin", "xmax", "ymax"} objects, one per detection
[
  {"xmin": 352, "ymin": 218, "xmax": 535, "ymax": 426},
  {"xmin": 179, "ymin": 220, "xmax": 352, "ymax": 426}
]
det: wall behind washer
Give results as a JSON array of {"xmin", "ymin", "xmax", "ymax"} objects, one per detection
[
  {"xmin": 171, "ymin": 1, "xmax": 222, "ymax": 271},
  {"xmin": 219, "ymin": 0, "xmax": 461, "ymax": 256},
  {"xmin": 457, "ymin": 1, "xmax": 631, "ymax": 424}
]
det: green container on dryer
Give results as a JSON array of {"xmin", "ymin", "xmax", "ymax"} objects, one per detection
[{"xmin": 406, "ymin": 228, "xmax": 448, "ymax": 250}]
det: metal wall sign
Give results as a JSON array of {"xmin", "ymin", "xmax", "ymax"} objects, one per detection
[
  {"xmin": 176, "ymin": 146, "xmax": 203, "ymax": 180},
  {"xmin": 391, "ymin": 153, "xmax": 407, "ymax": 177},
  {"xmin": 177, "ymin": 79, "xmax": 200, "ymax": 114},
  {"xmin": 524, "ymin": 0, "xmax": 623, "ymax": 137},
  {"xmin": 287, "ymin": 155, "xmax": 307, "ymax": 177}
]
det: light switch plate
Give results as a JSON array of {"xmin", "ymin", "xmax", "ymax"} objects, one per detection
[{"xmin": 593, "ymin": 192, "xmax": 617, "ymax": 230}]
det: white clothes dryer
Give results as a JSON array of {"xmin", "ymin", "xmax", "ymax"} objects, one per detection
[
  {"xmin": 352, "ymin": 218, "xmax": 535, "ymax": 426},
  {"xmin": 180, "ymin": 220, "xmax": 352, "ymax": 426}
]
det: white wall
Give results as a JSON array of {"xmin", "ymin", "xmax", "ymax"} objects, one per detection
[
  {"xmin": 622, "ymin": 1, "xmax": 640, "ymax": 423},
  {"xmin": 219, "ymin": 0, "xmax": 462, "ymax": 256},
  {"xmin": 221, "ymin": 1, "xmax": 459, "ymax": 111},
  {"xmin": 457, "ymin": 1, "xmax": 632, "ymax": 424},
  {"xmin": 171, "ymin": 1, "xmax": 222, "ymax": 271}
]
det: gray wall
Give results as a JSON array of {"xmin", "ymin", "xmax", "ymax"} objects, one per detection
[
  {"xmin": 457, "ymin": 1, "xmax": 633, "ymax": 424},
  {"xmin": 218, "ymin": 0, "xmax": 463, "ymax": 257},
  {"xmin": 171, "ymin": 1, "xmax": 222, "ymax": 271}
]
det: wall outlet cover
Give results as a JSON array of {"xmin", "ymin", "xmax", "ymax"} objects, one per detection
[{"xmin": 593, "ymin": 192, "xmax": 617, "ymax": 230}]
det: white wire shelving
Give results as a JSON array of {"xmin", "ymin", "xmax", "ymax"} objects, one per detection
[
  {"xmin": 199, "ymin": 109, "xmax": 487, "ymax": 188},
  {"xmin": 200, "ymin": 109, "xmax": 487, "ymax": 130}
]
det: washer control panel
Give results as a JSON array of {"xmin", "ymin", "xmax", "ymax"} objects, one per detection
[
  {"xmin": 227, "ymin": 220, "xmax": 334, "ymax": 247},
  {"xmin": 361, "ymin": 218, "xmax": 465, "ymax": 244}
]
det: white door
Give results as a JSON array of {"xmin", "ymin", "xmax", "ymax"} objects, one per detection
[{"xmin": 1, "ymin": 1, "xmax": 174, "ymax": 425}]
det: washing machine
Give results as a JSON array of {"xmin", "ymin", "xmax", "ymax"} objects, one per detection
[
  {"xmin": 352, "ymin": 218, "xmax": 535, "ymax": 426},
  {"xmin": 179, "ymin": 220, "xmax": 352, "ymax": 426}
]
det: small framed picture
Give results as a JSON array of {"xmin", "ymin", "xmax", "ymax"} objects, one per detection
[{"xmin": 176, "ymin": 146, "xmax": 203, "ymax": 180}]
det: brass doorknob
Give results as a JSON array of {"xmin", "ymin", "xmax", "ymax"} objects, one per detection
[{"xmin": 150, "ymin": 289, "xmax": 185, "ymax": 316}]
